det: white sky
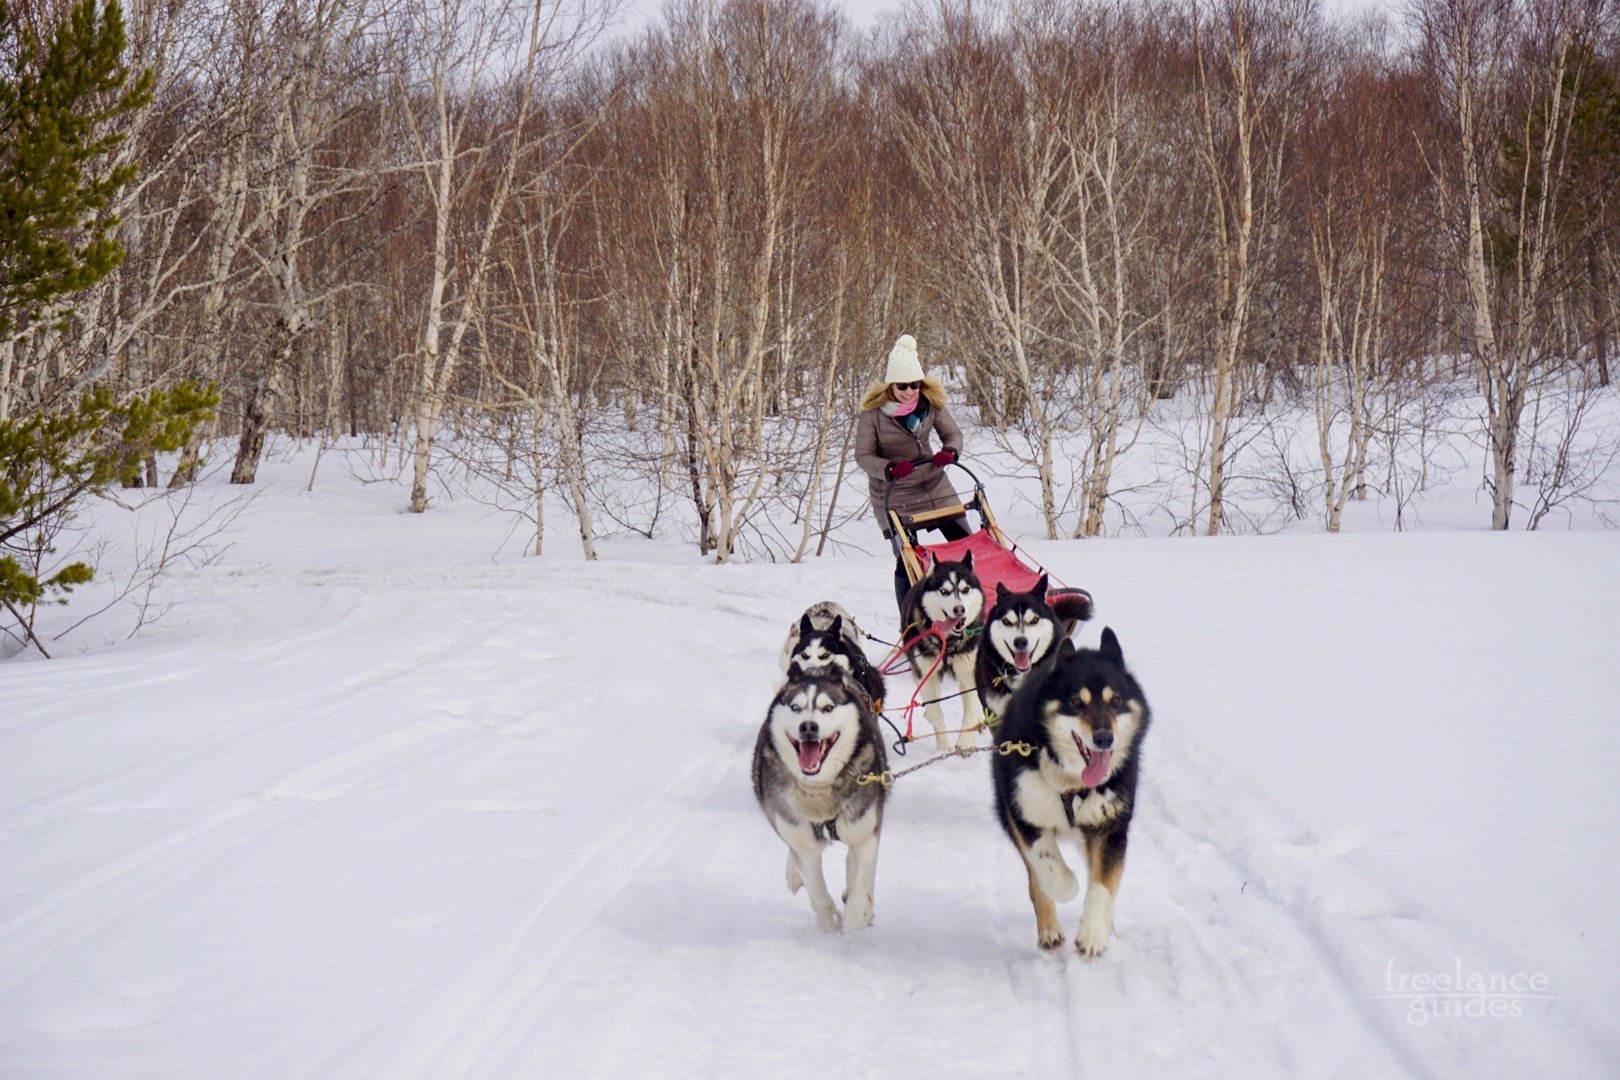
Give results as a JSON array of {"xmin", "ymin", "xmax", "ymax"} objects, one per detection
[
  {"xmin": 616, "ymin": 0, "xmax": 893, "ymax": 34},
  {"xmin": 615, "ymin": 0, "xmax": 1401, "ymax": 39}
]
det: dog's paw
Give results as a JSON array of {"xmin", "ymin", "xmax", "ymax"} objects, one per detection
[
  {"xmin": 1034, "ymin": 853, "xmax": 1079, "ymax": 903},
  {"xmin": 1037, "ymin": 927, "xmax": 1067, "ymax": 951},
  {"xmin": 1075, "ymin": 921, "xmax": 1110, "ymax": 960},
  {"xmin": 814, "ymin": 905, "xmax": 844, "ymax": 933},
  {"xmin": 1075, "ymin": 885, "xmax": 1114, "ymax": 959},
  {"xmin": 845, "ymin": 896, "xmax": 875, "ymax": 929}
]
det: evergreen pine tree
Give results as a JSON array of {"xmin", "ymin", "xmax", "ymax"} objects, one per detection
[
  {"xmin": 1, "ymin": 0, "xmax": 212, "ymax": 656},
  {"xmin": 1, "ymin": 383, "xmax": 219, "ymax": 619},
  {"xmin": 1, "ymin": 0, "xmax": 153, "ymax": 344}
]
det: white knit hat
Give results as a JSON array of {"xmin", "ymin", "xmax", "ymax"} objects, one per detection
[{"xmin": 883, "ymin": 334, "xmax": 925, "ymax": 384}]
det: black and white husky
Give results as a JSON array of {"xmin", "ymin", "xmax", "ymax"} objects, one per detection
[
  {"xmin": 991, "ymin": 629, "xmax": 1151, "ymax": 958},
  {"xmin": 899, "ymin": 551, "xmax": 987, "ymax": 752},
  {"xmin": 779, "ymin": 601, "xmax": 863, "ymax": 665},
  {"xmin": 780, "ymin": 602, "xmax": 885, "ymax": 706},
  {"xmin": 976, "ymin": 575, "xmax": 1065, "ymax": 725},
  {"xmin": 752, "ymin": 663, "xmax": 888, "ymax": 932}
]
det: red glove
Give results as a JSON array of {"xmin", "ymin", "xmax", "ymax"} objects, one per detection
[
  {"xmin": 886, "ymin": 459, "xmax": 914, "ymax": 480},
  {"xmin": 932, "ymin": 449, "xmax": 957, "ymax": 468}
]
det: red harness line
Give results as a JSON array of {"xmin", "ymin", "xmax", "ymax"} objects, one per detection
[{"xmin": 874, "ymin": 619, "xmax": 961, "ymax": 743}]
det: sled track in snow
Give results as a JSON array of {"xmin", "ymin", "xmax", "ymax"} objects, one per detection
[
  {"xmin": 0, "ymin": 601, "xmax": 539, "ymax": 1001},
  {"xmin": 1130, "ymin": 724, "xmax": 1618, "ymax": 1077},
  {"xmin": 1130, "ymin": 731, "xmax": 1429, "ymax": 1077},
  {"xmin": 0, "ymin": 732, "xmax": 502, "ymax": 1002},
  {"xmin": 378, "ymin": 572, "xmax": 773, "ymax": 1080},
  {"xmin": 0, "ymin": 593, "xmax": 488, "ymax": 835},
  {"xmin": 386, "ymin": 743, "xmax": 739, "ymax": 1080}
]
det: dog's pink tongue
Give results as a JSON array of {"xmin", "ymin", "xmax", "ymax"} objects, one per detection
[
  {"xmin": 797, "ymin": 740, "xmax": 824, "ymax": 773},
  {"xmin": 1082, "ymin": 750, "xmax": 1112, "ymax": 788},
  {"xmin": 1013, "ymin": 649, "xmax": 1032, "ymax": 671}
]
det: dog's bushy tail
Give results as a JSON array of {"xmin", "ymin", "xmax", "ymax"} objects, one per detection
[{"xmin": 1051, "ymin": 590, "xmax": 1094, "ymax": 625}]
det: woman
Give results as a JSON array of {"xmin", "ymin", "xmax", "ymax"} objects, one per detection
[{"xmin": 854, "ymin": 333, "xmax": 972, "ymax": 613}]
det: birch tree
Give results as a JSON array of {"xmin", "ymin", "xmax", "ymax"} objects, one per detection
[
  {"xmin": 1053, "ymin": 2, "xmax": 1162, "ymax": 537},
  {"xmin": 229, "ymin": 0, "xmax": 391, "ymax": 484},
  {"xmin": 1416, "ymin": 0, "xmax": 1602, "ymax": 528},
  {"xmin": 1302, "ymin": 31, "xmax": 1416, "ymax": 531},
  {"xmin": 391, "ymin": 0, "xmax": 608, "ymax": 513},
  {"xmin": 887, "ymin": 0, "xmax": 1077, "ymax": 537},
  {"xmin": 477, "ymin": 96, "xmax": 605, "ymax": 558},
  {"xmin": 599, "ymin": 0, "xmax": 841, "ymax": 559},
  {"xmin": 1190, "ymin": 0, "xmax": 1312, "ymax": 534}
]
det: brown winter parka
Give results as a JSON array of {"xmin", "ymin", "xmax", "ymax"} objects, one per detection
[{"xmin": 853, "ymin": 403, "xmax": 964, "ymax": 533}]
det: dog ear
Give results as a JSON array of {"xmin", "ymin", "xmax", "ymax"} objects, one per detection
[
  {"xmin": 961, "ymin": 549, "xmax": 974, "ymax": 570},
  {"xmin": 1099, "ymin": 627, "xmax": 1123, "ymax": 662},
  {"xmin": 1033, "ymin": 573, "xmax": 1048, "ymax": 600},
  {"xmin": 786, "ymin": 660, "xmax": 806, "ymax": 682},
  {"xmin": 995, "ymin": 582, "xmax": 1011, "ymax": 604},
  {"xmin": 827, "ymin": 614, "xmax": 842, "ymax": 638},
  {"xmin": 799, "ymin": 613, "xmax": 814, "ymax": 636},
  {"xmin": 1057, "ymin": 638, "xmax": 1077, "ymax": 660}
]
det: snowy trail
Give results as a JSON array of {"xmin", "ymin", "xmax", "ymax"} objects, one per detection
[
  {"xmin": 0, "ymin": 599, "xmax": 536, "ymax": 1005},
  {"xmin": 4, "ymin": 528, "xmax": 1617, "ymax": 1078}
]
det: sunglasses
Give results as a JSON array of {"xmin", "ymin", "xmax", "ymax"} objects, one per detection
[{"xmin": 892, "ymin": 381, "xmax": 922, "ymax": 391}]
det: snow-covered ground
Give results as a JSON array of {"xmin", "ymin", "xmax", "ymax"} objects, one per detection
[{"xmin": 3, "ymin": 439, "xmax": 1618, "ymax": 1078}]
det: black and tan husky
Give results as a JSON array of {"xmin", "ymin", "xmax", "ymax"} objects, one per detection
[{"xmin": 991, "ymin": 628, "xmax": 1151, "ymax": 957}]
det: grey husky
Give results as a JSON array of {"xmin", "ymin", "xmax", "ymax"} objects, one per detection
[{"xmin": 752, "ymin": 663, "xmax": 888, "ymax": 931}]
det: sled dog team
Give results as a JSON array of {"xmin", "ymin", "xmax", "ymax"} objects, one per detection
[{"xmin": 751, "ymin": 554, "xmax": 1153, "ymax": 958}]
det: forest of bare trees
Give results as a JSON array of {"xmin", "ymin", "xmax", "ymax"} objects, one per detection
[{"xmin": 9, "ymin": 0, "xmax": 1619, "ymax": 558}]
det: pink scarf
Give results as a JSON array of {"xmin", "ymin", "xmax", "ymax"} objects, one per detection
[{"xmin": 886, "ymin": 396, "xmax": 919, "ymax": 417}]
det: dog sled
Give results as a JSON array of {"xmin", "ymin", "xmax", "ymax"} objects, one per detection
[
  {"xmin": 883, "ymin": 457, "xmax": 1093, "ymax": 618},
  {"xmin": 871, "ymin": 458, "xmax": 1094, "ymax": 756}
]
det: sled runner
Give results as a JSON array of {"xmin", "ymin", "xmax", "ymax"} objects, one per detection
[{"xmin": 884, "ymin": 458, "xmax": 1093, "ymax": 620}]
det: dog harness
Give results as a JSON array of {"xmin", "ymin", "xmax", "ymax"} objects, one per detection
[{"xmin": 1061, "ymin": 790, "xmax": 1083, "ymax": 829}]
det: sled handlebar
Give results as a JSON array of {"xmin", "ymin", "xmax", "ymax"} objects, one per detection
[
  {"xmin": 880, "ymin": 458, "xmax": 987, "ymax": 526},
  {"xmin": 883, "ymin": 456, "xmax": 985, "ymax": 491}
]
